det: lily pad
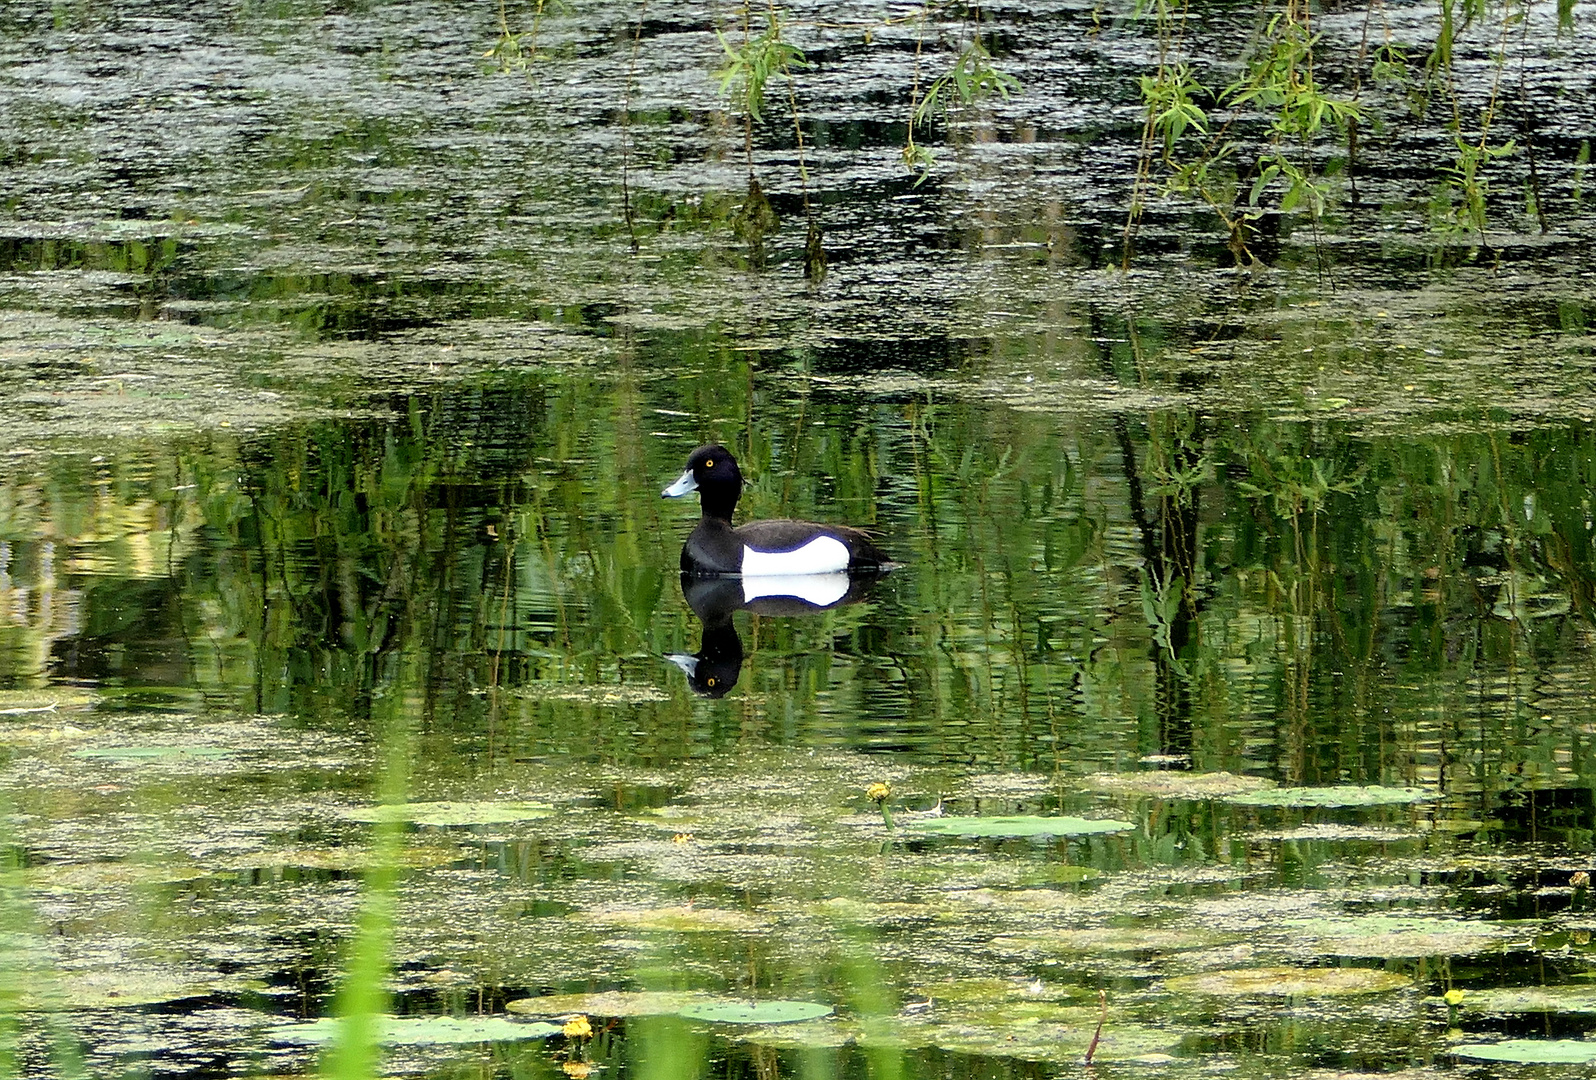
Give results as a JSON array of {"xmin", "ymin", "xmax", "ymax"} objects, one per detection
[
  {"xmin": 679, "ymin": 1000, "xmax": 833, "ymax": 1024},
  {"xmin": 812, "ymin": 897, "xmax": 939, "ymax": 924},
  {"xmin": 584, "ymin": 905, "xmax": 764, "ymax": 933},
  {"xmin": 996, "ymin": 926, "xmax": 1236, "ymax": 954},
  {"xmin": 1287, "ymin": 915, "xmax": 1513, "ymax": 958},
  {"xmin": 863, "ymin": 1011, "xmax": 1181, "ymax": 1063},
  {"xmin": 1451, "ymin": 1040, "xmax": 1596, "ymax": 1064},
  {"xmin": 20, "ymin": 968, "xmax": 228, "ymax": 1010},
  {"xmin": 1458, "ymin": 986, "xmax": 1596, "ymax": 1014},
  {"xmin": 739, "ymin": 1018, "xmax": 852, "ymax": 1049},
  {"xmin": 25, "ymin": 860, "xmax": 210, "ymax": 889},
  {"xmin": 271, "ymin": 1015, "xmax": 562, "ymax": 1046},
  {"xmin": 211, "ymin": 842, "xmax": 464, "ymax": 872},
  {"xmin": 338, "ymin": 801, "xmax": 555, "ymax": 826},
  {"xmin": 1224, "ymin": 786, "xmax": 1434, "ymax": 807},
  {"xmin": 914, "ymin": 977, "xmax": 1074, "ymax": 1005},
  {"xmin": 507, "ymin": 990, "xmax": 713, "ymax": 1017},
  {"xmin": 70, "ymin": 745, "xmax": 232, "ymax": 760},
  {"xmin": 1082, "ymin": 771, "xmax": 1276, "ymax": 799},
  {"xmin": 1164, "ymin": 966, "xmax": 1413, "ymax": 996},
  {"xmin": 906, "ymin": 815, "xmax": 1135, "ymax": 838}
]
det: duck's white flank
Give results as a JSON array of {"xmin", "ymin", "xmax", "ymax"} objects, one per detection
[
  {"xmin": 742, "ymin": 572, "xmax": 850, "ymax": 607},
  {"xmin": 741, "ymin": 535, "xmax": 850, "ymax": 576}
]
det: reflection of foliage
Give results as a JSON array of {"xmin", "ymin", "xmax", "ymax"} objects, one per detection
[{"xmin": 0, "ymin": 370, "xmax": 1591, "ymax": 797}]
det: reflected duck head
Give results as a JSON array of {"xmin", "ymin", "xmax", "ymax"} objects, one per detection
[{"xmin": 665, "ymin": 619, "xmax": 743, "ymax": 698}]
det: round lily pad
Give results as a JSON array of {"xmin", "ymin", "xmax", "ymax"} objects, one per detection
[
  {"xmin": 907, "ymin": 815, "xmax": 1135, "ymax": 838},
  {"xmin": 584, "ymin": 905, "xmax": 764, "ymax": 933},
  {"xmin": 1452, "ymin": 1040, "xmax": 1596, "ymax": 1064},
  {"xmin": 931, "ymin": 1021, "xmax": 1179, "ymax": 1062},
  {"xmin": 70, "ymin": 745, "xmax": 232, "ymax": 760},
  {"xmin": 1287, "ymin": 915, "xmax": 1512, "ymax": 958},
  {"xmin": 1082, "ymin": 771, "xmax": 1276, "ymax": 799},
  {"xmin": 679, "ymin": 1000, "xmax": 833, "ymax": 1024},
  {"xmin": 19, "ymin": 968, "xmax": 227, "ymax": 1011},
  {"xmin": 996, "ymin": 926, "xmax": 1235, "ymax": 954},
  {"xmin": 1458, "ymin": 986, "xmax": 1596, "ymax": 1014},
  {"xmin": 271, "ymin": 1015, "xmax": 561, "ymax": 1046},
  {"xmin": 740, "ymin": 1018, "xmax": 852, "ymax": 1049},
  {"xmin": 1164, "ymin": 966, "xmax": 1413, "ymax": 996},
  {"xmin": 507, "ymin": 990, "xmax": 713, "ymax": 1018},
  {"xmin": 1224, "ymin": 786, "xmax": 1433, "ymax": 807},
  {"xmin": 338, "ymin": 801, "xmax": 555, "ymax": 826}
]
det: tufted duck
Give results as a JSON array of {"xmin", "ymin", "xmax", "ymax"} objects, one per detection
[{"xmin": 662, "ymin": 444, "xmax": 890, "ymax": 577}]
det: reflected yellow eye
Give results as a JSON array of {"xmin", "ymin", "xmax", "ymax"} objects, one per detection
[{"xmin": 704, "ymin": 459, "xmax": 714, "ymax": 468}]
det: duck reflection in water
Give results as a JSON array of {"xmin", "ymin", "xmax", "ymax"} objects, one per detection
[{"xmin": 666, "ymin": 573, "xmax": 885, "ymax": 698}]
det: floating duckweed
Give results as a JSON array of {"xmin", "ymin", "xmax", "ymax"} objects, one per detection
[
  {"xmin": 995, "ymin": 926, "xmax": 1236, "ymax": 954},
  {"xmin": 337, "ymin": 800, "xmax": 555, "ymax": 826},
  {"xmin": 907, "ymin": 815, "xmax": 1136, "ymax": 838},
  {"xmin": 1453, "ymin": 986, "xmax": 1596, "ymax": 1014},
  {"xmin": 583, "ymin": 905, "xmax": 764, "ymax": 933},
  {"xmin": 506, "ymin": 990, "xmax": 715, "ymax": 1018},
  {"xmin": 678, "ymin": 1000, "xmax": 834, "ymax": 1024},
  {"xmin": 1164, "ymin": 966, "xmax": 1413, "ymax": 996},
  {"xmin": 739, "ymin": 1018, "xmax": 853, "ymax": 1049},
  {"xmin": 1224, "ymin": 786, "xmax": 1434, "ymax": 807},
  {"xmin": 70, "ymin": 745, "xmax": 232, "ymax": 760},
  {"xmin": 1081, "ymin": 771, "xmax": 1276, "ymax": 799},
  {"xmin": 1451, "ymin": 1040, "xmax": 1596, "ymax": 1064},
  {"xmin": 270, "ymin": 1015, "xmax": 562, "ymax": 1045},
  {"xmin": 1287, "ymin": 915, "xmax": 1513, "ymax": 958},
  {"xmin": 21, "ymin": 967, "xmax": 232, "ymax": 1011}
]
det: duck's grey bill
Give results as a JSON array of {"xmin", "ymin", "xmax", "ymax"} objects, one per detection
[
  {"xmin": 662, "ymin": 469, "xmax": 698, "ymax": 498},
  {"xmin": 664, "ymin": 653, "xmax": 699, "ymax": 676}
]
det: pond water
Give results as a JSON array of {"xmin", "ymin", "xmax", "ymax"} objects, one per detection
[{"xmin": 3, "ymin": 0, "xmax": 1596, "ymax": 1077}]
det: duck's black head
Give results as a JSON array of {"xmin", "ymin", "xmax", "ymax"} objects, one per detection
[{"xmin": 662, "ymin": 444, "xmax": 744, "ymax": 520}]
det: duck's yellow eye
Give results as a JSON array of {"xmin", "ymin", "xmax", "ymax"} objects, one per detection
[
  {"xmin": 704, "ymin": 459, "xmax": 714, "ymax": 468},
  {"xmin": 706, "ymin": 677, "xmax": 716, "ymax": 686}
]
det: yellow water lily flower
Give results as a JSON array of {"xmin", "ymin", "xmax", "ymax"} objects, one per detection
[
  {"xmin": 562, "ymin": 1014, "xmax": 593, "ymax": 1039},
  {"xmin": 867, "ymin": 782, "xmax": 891, "ymax": 803},
  {"xmin": 1443, "ymin": 989, "xmax": 1466, "ymax": 1006}
]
